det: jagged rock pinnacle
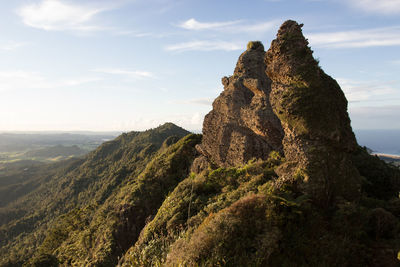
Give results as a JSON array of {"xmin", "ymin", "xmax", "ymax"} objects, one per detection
[
  {"xmin": 192, "ymin": 41, "xmax": 283, "ymax": 171},
  {"xmin": 266, "ymin": 20, "xmax": 361, "ymax": 205},
  {"xmin": 193, "ymin": 20, "xmax": 361, "ymax": 206}
]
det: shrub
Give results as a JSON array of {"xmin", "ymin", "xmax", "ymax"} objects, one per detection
[{"xmin": 247, "ymin": 41, "xmax": 264, "ymax": 51}]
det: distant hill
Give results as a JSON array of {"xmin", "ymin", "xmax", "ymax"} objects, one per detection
[
  {"xmin": 0, "ymin": 132, "xmax": 117, "ymax": 153},
  {"xmin": 23, "ymin": 145, "xmax": 87, "ymax": 158},
  {"xmin": 0, "ymin": 133, "xmax": 118, "ymax": 165}
]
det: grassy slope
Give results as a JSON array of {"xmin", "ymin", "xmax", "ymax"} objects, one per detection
[{"xmin": 120, "ymin": 148, "xmax": 400, "ymax": 267}]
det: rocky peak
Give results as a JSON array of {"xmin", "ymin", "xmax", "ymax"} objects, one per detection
[
  {"xmin": 192, "ymin": 41, "xmax": 283, "ymax": 171},
  {"xmin": 265, "ymin": 20, "xmax": 356, "ymax": 148},
  {"xmin": 266, "ymin": 20, "xmax": 361, "ymax": 205},
  {"xmin": 233, "ymin": 41, "xmax": 265, "ymax": 79},
  {"xmin": 193, "ymin": 20, "xmax": 362, "ymax": 206}
]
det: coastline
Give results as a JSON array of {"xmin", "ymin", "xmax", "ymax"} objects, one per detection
[{"xmin": 372, "ymin": 153, "xmax": 400, "ymax": 160}]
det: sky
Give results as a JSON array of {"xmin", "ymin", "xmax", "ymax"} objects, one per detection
[{"xmin": 0, "ymin": 0, "xmax": 399, "ymax": 132}]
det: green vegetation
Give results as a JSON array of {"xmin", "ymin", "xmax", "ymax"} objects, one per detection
[
  {"xmin": 1, "ymin": 124, "xmax": 399, "ymax": 266},
  {"xmin": 120, "ymin": 148, "xmax": 400, "ymax": 266},
  {"xmin": 247, "ymin": 41, "xmax": 264, "ymax": 51},
  {"xmin": 122, "ymin": 154, "xmax": 282, "ymax": 266},
  {"xmin": 0, "ymin": 123, "xmax": 192, "ymax": 266}
]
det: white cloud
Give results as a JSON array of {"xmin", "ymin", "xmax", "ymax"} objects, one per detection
[
  {"xmin": 307, "ymin": 26, "xmax": 400, "ymax": 48},
  {"xmin": 177, "ymin": 18, "xmax": 277, "ymax": 33},
  {"xmin": 349, "ymin": 105, "xmax": 400, "ymax": 129},
  {"xmin": 173, "ymin": 97, "xmax": 213, "ymax": 106},
  {"xmin": 179, "ymin": 18, "xmax": 241, "ymax": 31},
  {"xmin": 17, "ymin": 0, "xmax": 108, "ymax": 31},
  {"xmin": 170, "ymin": 18, "xmax": 277, "ymax": 53},
  {"xmin": 0, "ymin": 70, "xmax": 100, "ymax": 92},
  {"xmin": 241, "ymin": 21, "xmax": 277, "ymax": 33},
  {"xmin": 345, "ymin": 0, "xmax": 400, "ymax": 15},
  {"xmin": 0, "ymin": 42, "xmax": 28, "ymax": 51},
  {"xmin": 0, "ymin": 71, "xmax": 46, "ymax": 91},
  {"xmin": 168, "ymin": 112, "xmax": 205, "ymax": 131},
  {"xmin": 92, "ymin": 68, "xmax": 155, "ymax": 79},
  {"xmin": 165, "ymin": 40, "xmax": 244, "ymax": 52},
  {"xmin": 337, "ymin": 78, "xmax": 399, "ymax": 103},
  {"xmin": 112, "ymin": 112, "xmax": 205, "ymax": 132}
]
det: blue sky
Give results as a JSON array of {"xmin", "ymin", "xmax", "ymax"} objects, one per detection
[{"xmin": 0, "ymin": 0, "xmax": 399, "ymax": 132}]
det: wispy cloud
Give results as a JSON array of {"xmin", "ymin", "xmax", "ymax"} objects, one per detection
[
  {"xmin": 307, "ymin": 26, "xmax": 400, "ymax": 48},
  {"xmin": 113, "ymin": 30, "xmax": 175, "ymax": 39},
  {"xmin": 344, "ymin": 0, "xmax": 400, "ymax": 15},
  {"xmin": 0, "ymin": 41, "xmax": 29, "ymax": 51},
  {"xmin": 173, "ymin": 97, "xmax": 213, "ymax": 106},
  {"xmin": 165, "ymin": 40, "xmax": 244, "ymax": 52},
  {"xmin": 178, "ymin": 18, "xmax": 241, "ymax": 30},
  {"xmin": 337, "ymin": 78, "xmax": 399, "ymax": 103},
  {"xmin": 167, "ymin": 112, "xmax": 205, "ymax": 130},
  {"xmin": 114, "ymin": 112, "xmax": 205, "ymax": 132},
  {"xmin": 349, "ymin": 105, "xmax": 400, "ymax": 129},
  {"xmin": 177, "ymin": 18, "xmax": 277, "ymax": 33},
  {"xmin": 92, "ymin": 68, "xmax": 155, "ymax": 79},
  {"xmin": 168, "ymin": 18, "xmax": 278, "ymax": 53},
  {"xmin": 17, "ymin": 0, "xmax": 110, "ymax": 32},
  {"xmin": 0, "ymin": 70, "xmax": 100, "ymax": 92},
  {"xmin": 241, "ymin": 21, "xmax": 277, "ymax": 33}
]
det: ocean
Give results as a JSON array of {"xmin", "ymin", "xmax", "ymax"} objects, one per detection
[{"xmin": 354, "ymin": 129, "xmax": 400, "ymax": 156}]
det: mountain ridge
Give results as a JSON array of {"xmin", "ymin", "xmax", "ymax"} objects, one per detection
[
  {"xmin": 1, "ymin": 21, "xmax": 400, "ymax": 266},
  {"xmin": 0, "ymin": 122, "xmax": 194, "ymax": 266}
]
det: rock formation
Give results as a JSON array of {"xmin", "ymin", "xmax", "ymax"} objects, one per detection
[
  {"xmin": 193, "ymin": 41, "xmax": 283, "ymax": 170},
  {"xmin": 194, "ymin": 20, "xmax": 362, "ymax": 206},
  {"xmin": 265, "ymin": 20, "xmax": 361, "ymax": 205}
]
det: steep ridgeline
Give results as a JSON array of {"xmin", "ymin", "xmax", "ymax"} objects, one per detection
[
  {"xmin": 265, "ymin": 20, "xmax": 361, "ymax": 206},
  {"xmin": 193, "ymin": 41, "xmax": 283, "ymax": 171},
  {"xmin": 0, "ymin": 123, "xmax": 200, "ymax": 266},
  {"xmin": 117, "ymin": 21, "xmax": 400, "ymax": 266}
]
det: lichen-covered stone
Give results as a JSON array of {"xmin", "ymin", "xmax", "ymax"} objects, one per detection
[
  {"xmin": 193, "ymin": 41, "xmax": 283, "ymax": 169},
  {"xmin": 265, "ymin": 20, "xmax": 361, "ymax": 205}
]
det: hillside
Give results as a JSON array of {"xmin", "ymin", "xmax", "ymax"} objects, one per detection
[
  {"xmin": 0, "ymin": 123, "xmax": 195, "ymax": 266},
  {"xmin": 23, "ymin": 145, "xmax": 87, "ymax": 159},
  {"xmin": 0, "ymin": 133, "xmax": 115, "ymax": 166},
  {"xmin": 0, "ymin": 133, "xmax": 116, "ymax": 155},
  {"xmin": 1, "ymin": 20, "xmax": 400, "ymax": 267}
]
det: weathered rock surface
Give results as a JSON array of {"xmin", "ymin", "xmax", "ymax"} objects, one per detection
[
  {"xmin": 194, "ymin": 20, "xmax": 362, "ymax": 206},
  {"xmin": 194, "ymin": 41, "xmax": 283, "ymax": 169},
  {"xmin": 265, "ymin": 20, "xmax": 361, "ymax": 205}
]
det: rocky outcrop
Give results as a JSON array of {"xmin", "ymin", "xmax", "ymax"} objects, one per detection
[
  {"xmin": 194, "ymin": 20, "xmax": 362, "ymax": 206},
  {"xmin": 194, "ymin": 41, "xmax": 283, "ymax": 169},
  {"xmin": 265, "ymin": 20, "xmax": 361, "ymax": 205}
]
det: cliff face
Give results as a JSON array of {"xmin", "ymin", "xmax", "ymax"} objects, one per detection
[
  {"xmin": 196, "ymin": 20, "xmax": 361, "ymax": 205},
  {"xmin": 194, "ymin": 41, "xmax": 283, "ymax": 170},
  {"xmin": 265, "ymin": 20, "xmax": 361, "ymax": 205}
]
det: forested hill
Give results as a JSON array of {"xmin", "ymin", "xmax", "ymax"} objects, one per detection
[{"xmin": 0, "ymin": 122, "xmax": 198, "ymax": 266}]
